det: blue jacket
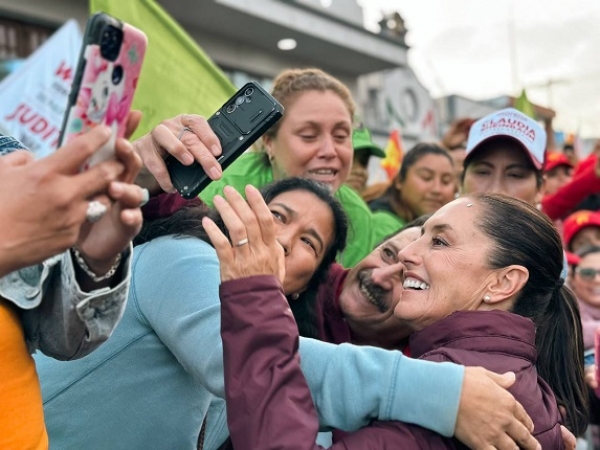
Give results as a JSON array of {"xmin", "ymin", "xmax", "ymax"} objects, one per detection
[
  {"xmin": 36, "ymin": 236, "xmax": 464, "ymax": 449},
  {"xmin": 0, "ymin": 134, "xmax": 25, "ymax": 155}
]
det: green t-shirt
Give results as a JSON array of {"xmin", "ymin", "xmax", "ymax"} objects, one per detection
[{"xmin": 200, "ymin": 153, "xmax": 401, "ymax": 267}]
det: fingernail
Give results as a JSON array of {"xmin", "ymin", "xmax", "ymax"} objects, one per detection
[
  {"xmin": 181, "ymin": 153, "xmax": 194, "ymax": 165},
  {"xmin": 209, "ymin": 166, "xmax": 222, "ymax": 180},
  {"xmin": 211, "ymin": 145, "xmax": 221, "ymax": 156},
  {"xmin": 504, "ymin": 371, "xmax": 516, "ymax": 381},
  {"xmin": 139, "ymin": 188, "xmax": 150, "ymax": 207}
]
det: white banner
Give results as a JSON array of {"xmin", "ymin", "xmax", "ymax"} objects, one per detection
[{"xmin": 0, "ymin": 19, "xmax": 82, "ymax": 158}]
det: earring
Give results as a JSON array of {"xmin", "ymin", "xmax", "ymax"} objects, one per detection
[
  {"xmin": 291, "ymin": 293, "xmax": 300, "ymax": 300},
  {"xmin": 483, "ymin": 295, "xmax": 491, "ymax": 303}
]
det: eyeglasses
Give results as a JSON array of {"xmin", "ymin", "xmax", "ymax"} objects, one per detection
[{"xmin": 575, "ymin": 267, "xmax": 600, "ymax": 280}]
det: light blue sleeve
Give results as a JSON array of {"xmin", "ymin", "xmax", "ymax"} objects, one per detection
[
  {"xmin": 132, "ymin": 237, "xmax": 464, "ymax": 439},
  {"xmin": 299, "ymin": 338, "xmax": 464, "ymax": 438},
  {"xmin": 130, "ymin": 236, "xmax": 225, "ymax": 398}
]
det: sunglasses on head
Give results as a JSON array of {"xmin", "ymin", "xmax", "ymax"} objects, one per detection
[{"xmin": 575, "ymin": 267, "xmax": 600, "ymax": 280}]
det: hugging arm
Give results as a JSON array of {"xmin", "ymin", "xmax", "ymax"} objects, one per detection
[
  {"xmin": 298, "ymin": 338, "xmax": 462, "ymax": 436},
  {"xmin": 211, "ymin": 185, "xmax": 539, "ymax": 450},
  {"xmin": 220, "ymin": 275, "xmax": 459, "ymax": 450},
  {"xmin": 220, "ymin": 275, "xmax": 540, "ymax": 450}
]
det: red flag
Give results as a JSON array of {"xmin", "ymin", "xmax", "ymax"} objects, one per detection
[{"xmin": 380, "ymin": 129, "xmax": 404, "ymax": 180}]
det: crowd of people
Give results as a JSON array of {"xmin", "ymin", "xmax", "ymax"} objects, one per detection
[{"xmin": 3, "ymin": 52, "xmax": 600, "ymax": 450}]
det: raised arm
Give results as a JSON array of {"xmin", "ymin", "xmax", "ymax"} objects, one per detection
[{"xmin": 208, "ymin": 185, "xmax": 540, "ymax": 450}]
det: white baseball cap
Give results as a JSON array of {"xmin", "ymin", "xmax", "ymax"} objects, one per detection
[{"xmin": 465, "ymin": 108, "xmax": 546, "ymax": 170}]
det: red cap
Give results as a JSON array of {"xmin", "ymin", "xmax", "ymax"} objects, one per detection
[
  {"xmin": 544, "ymin": 151, "xmax": 573, "ymax": 173},
  {"xmin": 563, "ymin": 210, "xmax": 600, "ymax": 251},
  {"xmin": 565, "ymin": 251, "xmax": 581, "ymax": 266}
]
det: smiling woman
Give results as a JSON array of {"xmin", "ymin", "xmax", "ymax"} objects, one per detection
[
  {"xmin": 34, "ymin": 178, "xmax": 350, "ymax": 450},
  {"xmin": 199, "ymin": 68, "xmax": 401, "ymax": 267},
  {"xmin": 364, "ymin": 142, "xmax": 456, "ymax": 227},
  {"xmin": 217, "ymin": 192, "xmax": 588, "ymax": 449},
  {"xmin": 570, "ymin": 245, "xmax": 600, "ymax": 350}
]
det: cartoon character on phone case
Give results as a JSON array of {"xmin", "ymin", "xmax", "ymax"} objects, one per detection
[{"xmin": 63, "ymin": 24, "xmax": 145, "ymax": 169}]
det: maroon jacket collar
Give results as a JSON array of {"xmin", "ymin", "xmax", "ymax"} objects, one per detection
[
  {"xmin": 317, "ymin": 263, "xmax": 352, "ymax": 344},
  {"xmin": 409, "ymin": 310, "xmax": 537, "ymax": 362}
]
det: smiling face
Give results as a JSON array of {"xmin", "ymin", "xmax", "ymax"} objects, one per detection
[
  {"xmin": 571, "ymin": 227, "xmax": 600, "ymax": 253},
  {"xmin": 394, "ymin": 198, "xmax": 500, "ymax": 332},
  {"xmin": 269, "ymin": 190, "xmax": 335, "ymax": 296},
  {"xmin": 571, "ymin": 251, "xmax": 600, "ymax": 308},
  {"xmin": 339, "ymin": 226, "xmax": 421, "ymax": 346},
  {"xmin": 263, "ymin": 90, "xmax": 353, "ymax": 192},
  {"xmin": 396, "ymin": 153, "xmax": 456, "ymax": 216},
  {"xmin": 462, "ymin": 141, "xmax": 540, "ymax": 205}
]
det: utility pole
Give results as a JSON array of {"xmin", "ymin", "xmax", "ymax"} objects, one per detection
[{"xmin": 508, "ymin": 1, "xmax": 519, "ymax": 94}]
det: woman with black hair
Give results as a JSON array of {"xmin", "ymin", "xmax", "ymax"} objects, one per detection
[
  {"xmin": 364, "ymin": 143, "xmax": 456, "ymax": 228},
  {"xmin": 215, "ymin": 193, "xmax": 588, "ymax": 449}
]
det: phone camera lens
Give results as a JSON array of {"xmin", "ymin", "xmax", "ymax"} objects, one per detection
[
  {"xmin": 235, "ymin": 96, "xmax": 245, "ymax": 106},
  {"xmin": 226, "ymin": 104, "xmax": 236, "ymax": 114},
  {"xmin": 100, "ymin": 25, "xmax": 123, "ymax": 61},
  {"xmin": 244, "ymin": 87, "xmax": 254, "ymax": 96},
  {"xmin": 112, "ymin": 65, "xmax": 123, "ymax": 85}
]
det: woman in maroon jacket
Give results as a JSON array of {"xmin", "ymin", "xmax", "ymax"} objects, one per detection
[{"xmin": 209, "ymin": 192, "xmax": 588, "ymax": 450}]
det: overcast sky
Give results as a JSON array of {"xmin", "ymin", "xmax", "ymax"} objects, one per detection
[{"xmin": 357, "ymin": 0, "xmax": 600, "ymax": 138}]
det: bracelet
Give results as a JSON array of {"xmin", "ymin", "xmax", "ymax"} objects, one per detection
[{"xmin": 71, "ymin": 247, "xmax": 122, "ymax": 283}]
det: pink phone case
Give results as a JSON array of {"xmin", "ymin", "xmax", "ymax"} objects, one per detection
[{"xmin": 61, "ymin": 15, "xmax": 147, "ymax": 169}]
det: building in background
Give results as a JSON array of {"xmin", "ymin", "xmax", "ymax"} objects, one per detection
[
  {"xmin": 3, "ymin": 1, "xmax": 586, "ymax": 169},
  {"xmin": 0, "ymin": 0, "xmax": 408, "ymax": 102}
]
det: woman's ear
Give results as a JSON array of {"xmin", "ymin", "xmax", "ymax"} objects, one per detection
[
  {"xmin": 485, "ymin": 265, "xmax": 529, "ymax": 306},
  {"xmin": 262, "ymin": 135, "xmax": 275, "ymax": 161},
  {"xmin": 393, "ymin": 175, "xmax": 402, "ymax": 192}
]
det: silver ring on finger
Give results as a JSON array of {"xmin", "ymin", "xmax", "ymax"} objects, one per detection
[
  {"xmin": 235, "ymin": 238, "xmax": 249, "ymax": 247},
  {"xmin": 86, "ymin": 200, "xmax": 108, "ymax": 223},
  {"xmin": 177, "ymin": 127, "xmax": 193, "ymax": 141}
]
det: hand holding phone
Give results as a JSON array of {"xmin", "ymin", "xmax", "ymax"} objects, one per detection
[
  {"xmin": 59, "ymin": 12, "xmax": 147, "ymax": 170},
  {"xmin": 166, "ymin": 82, "xmax": 283, "ymax": 199}
]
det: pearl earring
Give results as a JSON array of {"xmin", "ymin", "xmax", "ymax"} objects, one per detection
[
  {"xmin": 483, "ymin": 295, "xmax": 491, "ymax": 303},
  {"xmin": 291, "ymin": 293, "xmax": 300, "ymax": 300}
]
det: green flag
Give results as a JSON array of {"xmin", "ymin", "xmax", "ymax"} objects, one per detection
[
  {"xmin": 89, "ymin": 0, "xmax": 236, "ymax": 139},
  {"xmin": 514, "ymin": 89, "xmax": 536, "ymax": 119}
]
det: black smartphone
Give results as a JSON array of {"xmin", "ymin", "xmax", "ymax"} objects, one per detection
[{"xmin": 166, "ymin": 82, "xmax": 284, "ymax": 199}]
